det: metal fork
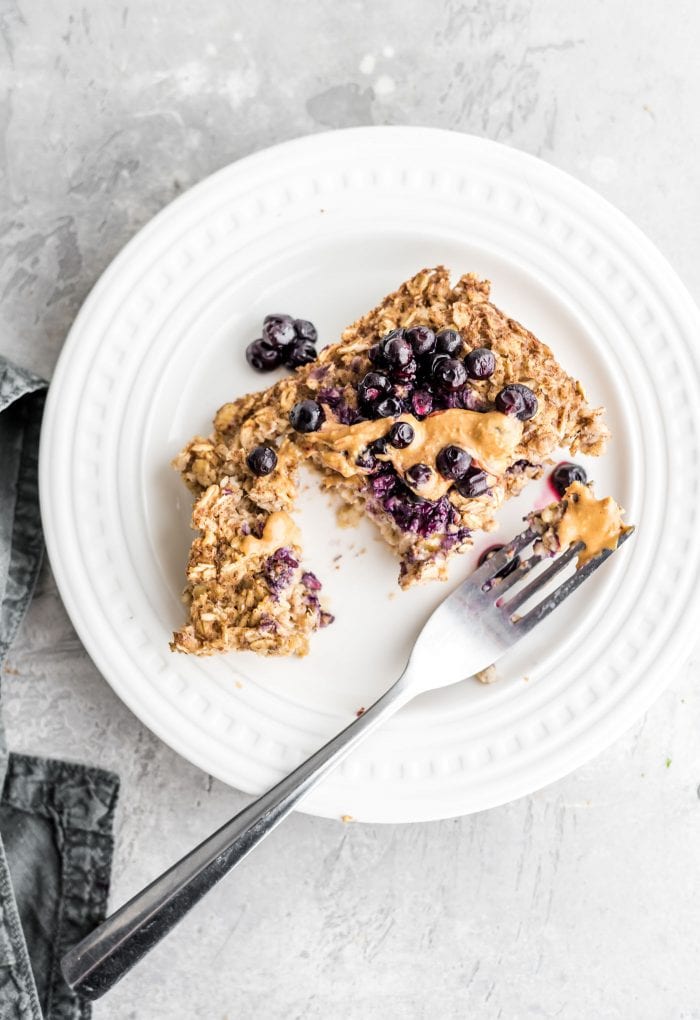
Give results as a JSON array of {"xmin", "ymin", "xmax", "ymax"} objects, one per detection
[{"xmin": 62, "ymin": 525, "xmax": 634, "ymax": 999}]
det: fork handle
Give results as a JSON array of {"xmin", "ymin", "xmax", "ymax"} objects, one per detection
[{"xmin": 61, "ymin": 674, "xmax": 413, "ymax": 1000}]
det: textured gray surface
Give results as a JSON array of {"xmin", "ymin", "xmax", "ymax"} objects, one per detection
[{"xmin": 2, "ymin": 2, "xmax": 700, "ymax": 1017}]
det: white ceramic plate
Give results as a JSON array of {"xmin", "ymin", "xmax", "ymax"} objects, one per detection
[{"xmin": 40, "ymin": 127, "xmax": 700, "ymax": 822}]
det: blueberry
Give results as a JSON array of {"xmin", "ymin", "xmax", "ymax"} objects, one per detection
[
  {"xmin": 382, "ymin": 326, "xmax": 405, "ymax": 343},
  {"xmin": 357, "ymin": 372, "xmax": 391, "ymax": 406},
  {"xmin": 294, "ymin": 318, "xmax": 317, "ymax": 342},
  {"xmin": 389, "ymin": 421, "xmax": 415, "ymax": 448},
  {"xmin": 262, "ymin": 314, "xmax": 296, "ymax": 348},
  {"xmin": 551, "ymin": 461, "xmax": 587, "ymax": 498},
  {"xmin": 458, "ymin": 386, "xmax": 489, "ymax": 412},
  {"xmin": 455, "ymin": 467, "xmax": 490, "ymax": 498},
  {"xmin": 405, "ymin": 325, "xmax": 436, "ymax": 357},
  {"xmin": 356, "ymin": 448, "xmax": 378, "ymax": 471},
  {"xmin": 390, "ymin": 356, "xmax": 417, "ymax": 382},
  {"xmin": 246, "ymin": 338, "xmax": 284, "ymax": 372},
  {"xmin": 383, "ymin": 487, "xmax": 453, "ymax": 536},
  {"xmin": 405, "ymin": 463, "xmax": 432, "ymax": 489},
  {"xmin": 317, "ymin": 387, "xmax": 358, "ymax": 425},
  {"xmin": 370, "ymin": 436, "xmax": 389, "ymax": 455},
  {"xmin": 368, "ymin": 343, "xmax": 386, "ymax": 367},
  {"xmin": 382, "ymin": 333, "xmax": 414, "ymax": 370},
  {"xmin": 435, "ymin": 329, "xmax": 463, "ymax": 356},
  {"xmin": 477, "ymin": 543, "xmax": 521, "ymax": 578},
  {"xmin": 285, "ymin": 338, "xmax": 318, "ymax": 368},
  {"xmin": 301, "ymin": 570, "xmax": 322, "ymax": 591},
  {"xmin": 507, "ymin": 458, "xmax": 532, "ymax": 474},
  {"xmin": 264, "ymin": 312, "xmax": 293, "ymax": 327},
  {"xmin": 370, "ymin": 470, "xmax": 397, "ymax": 499},
  {"xmin": 374, "ymin": 396, "xmax": 403, "ymax": 418},
  {"xmin": 246, "ymin": 444, "xmax": 278, "ymax": 476},
  {"xmin": 263, "ymin": 547, "xmax": 299, "ymax": 595},
  {"xmin": 432, "ymin": 356, "xmax": 468, "ymax": 392},
  {"xmin": 495, "ymin": 384, "xmax": 538, "ymax": 421},
  {"xmin": 411, "ymin": 388, "xmax": 434, "ymax": 417},
  {"xmin": 464, "ymin": 347, "xmax": 496, "ymax": 379},
  {"xmin": 289, "ymin": 399, "xmax": 325, "ymax": 432},
  {"xmin": 436, "ymin": 444, "xmax": 472, "ymax": 480},
  {"xmin": 425, "ymin": 352, "xmax": 449, "ymax": 377},
  {"xmin": 439, "ymin": 390, "xmax": 465, "ymax": 410}
]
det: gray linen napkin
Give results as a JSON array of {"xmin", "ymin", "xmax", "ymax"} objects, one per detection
[{"xmin": 0, "ymin": 356, "xmax": 119, "ymax": 1020}]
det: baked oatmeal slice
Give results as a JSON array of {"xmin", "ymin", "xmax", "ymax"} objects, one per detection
[
  {"xmin": 173, "ymin": 266, "xmax": 610, "ymax": 656},
  {"xmin": 171, "ymin": 435, "xmax": 331, "ymax": 657},
  {"xmin": 203, "ymin": 268, "xmax": 607, "ymax": 580}
]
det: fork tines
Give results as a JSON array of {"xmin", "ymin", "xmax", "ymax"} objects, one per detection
[{"xmin": 479, "ymin": 526, "xmax": 635, "ymax": 633}]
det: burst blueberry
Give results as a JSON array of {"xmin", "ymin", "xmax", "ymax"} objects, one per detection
[
  {"xmin": 289, "ymin": 399, "xmax": 325, "ymax": 432},
  {"xmin": 301, "ymin": 571, "xmax": 322, "ymax": 591},
  {"xmin": 370, "ymin": 470, "xmax": 397, "ymax": 499},
  {"xmin": 317, "ymin": 387, "xmax": 358, "ymax": 425},
  {"xmin": 411, "ymin": 388, "xmax": 434, "ymax": 417},
  {"xmin": 436, "ymin": 444, "xmax": 472, "ymax": 480},
  {"xmin": 246, "ymin": 444, "xmax": 278, "ymax": 476},
  {"xmin": 551, "ymin": 461, "xmax": 587, "ymax": 498},
  {"xmin": 383, "ymin": 486, "xmax": 452, "ymax": 536},
  {"xmin": 263, "ymin": 547, "xmax": 299, "ymax": 596},
  {"xmin": 464, "ymin": 347, "xmax": 496, "ymax": 380},
  {"xmin": 391, "ymin": 356, "xmax": 417, "ymax": 382}
]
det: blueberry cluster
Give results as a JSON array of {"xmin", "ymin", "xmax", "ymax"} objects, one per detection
[
  {"xmin": 434, "ymin": 444, "xmax": 491, "ymax": 499},
  {"xmin": 246, "ymin": 314, "xmax": 319, "ymax": 373},
  {"xmin": 369, "ymin": 467, "xmax": 458, "ymax": 537},
  {"xmin": 279, "ymin": 325, "xmax": 542, "ymax": 532},
  {"xmin": 360, "ymin": 326, "xmax": 537, "ymax": 423}
]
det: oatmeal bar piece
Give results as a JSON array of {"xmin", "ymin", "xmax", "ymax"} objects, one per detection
[
  {"xmin": 528, "ymin": 481, "xmax": 631, "ymax": 566},
  {"xmin": 173, "ymin": 267, "xmax": 610, "ymax": 657},
  {"xmin": 197, "ymin": 268, "xmax": 608, "ymax": 584},
  {"xmin": 171, "ymin": 436, "xmax": 330, "ymax": 656}
]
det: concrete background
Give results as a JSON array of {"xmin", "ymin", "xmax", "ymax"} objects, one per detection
[{"xmin": 2, "ymin": 1, "xmax": 700, "ymax": 1017}]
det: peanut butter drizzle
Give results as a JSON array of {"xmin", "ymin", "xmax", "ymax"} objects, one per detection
[
  {"xmin": 241, "ymin": 511, "xmax": 301, "ymax": 557},
  {"xmin": 305, "ymin": 410, "xmax": 523, "ymax": 501},
  {"xmin": 557, "ymin": 482, "xmax": 629, "ymax": 566}
]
